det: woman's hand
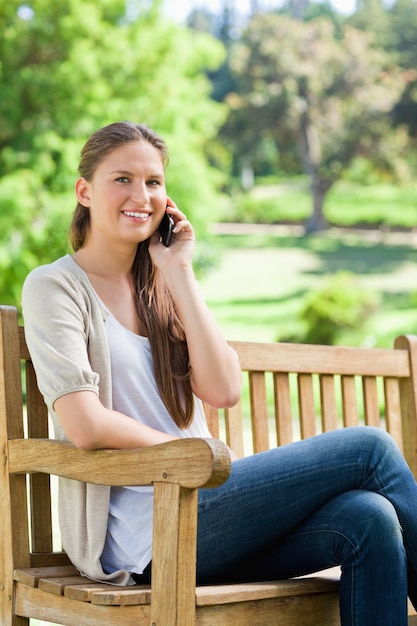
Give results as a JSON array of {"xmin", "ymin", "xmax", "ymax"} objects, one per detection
[{"xmin": 149, "ymin": 197, "xmax": 195, "ymax": 271}]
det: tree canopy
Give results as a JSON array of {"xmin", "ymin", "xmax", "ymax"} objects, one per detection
[
  {"xmin": 0, "ymin": 0, "xmax": 225, "ymax": 305},
  {"xmin": 224, "ymin": 12, "xmax": 405, "ymax": 230}
]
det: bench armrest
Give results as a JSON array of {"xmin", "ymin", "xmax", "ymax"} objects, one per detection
[{"xmin": 7, "ymin": 437, "xmax": 231, "ymax": 489}]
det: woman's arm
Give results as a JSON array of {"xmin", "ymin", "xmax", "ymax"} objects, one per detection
[
  {"xmin": 163, "ymin": 264, "xmax": 242, "ymax": 408},
  {"xmin": 54, "ymin": 390, "xmax": 177, "ymax": 450},
  {"xmin": 150, "ymin": 204, "xmax": 242, "ymax": 409}
]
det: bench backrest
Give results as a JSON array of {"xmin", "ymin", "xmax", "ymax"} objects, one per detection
[{"xmin": 205, "ymin": 337, "xmax": 417, "ymax": 477}]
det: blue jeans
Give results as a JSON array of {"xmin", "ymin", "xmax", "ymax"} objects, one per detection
[{"xmin": 197, "ymin": 426, "xmax": 417, "ymax": 626}]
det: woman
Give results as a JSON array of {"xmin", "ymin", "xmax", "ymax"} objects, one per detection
[{"xmin": 22, "ymin": 121, "xmax": 417, "ymax": 625}]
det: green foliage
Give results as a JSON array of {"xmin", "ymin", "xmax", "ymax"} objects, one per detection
[
  {"xmin": 0, "ymin": 0, "xmax": 227, "ymax": 307},
  {"xmin": 299, "ymin": 272, "xmax": 376, "ymax": 345},
  {"xmin": 223, "ymin": 12, "xmax": 405, "ymax": 230}
]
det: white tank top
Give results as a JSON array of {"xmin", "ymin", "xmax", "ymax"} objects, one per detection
[{"xmin": 100, "ymin": 312, "xmax": 212, "ymax": 577}]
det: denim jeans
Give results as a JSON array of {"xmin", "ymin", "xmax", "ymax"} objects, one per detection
[{"xmin": 196, "ymin": 426, "xmax": 417, "ymax": 626}]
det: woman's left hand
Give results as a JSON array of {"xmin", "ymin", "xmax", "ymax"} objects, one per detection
[{"xmin": 149, "ymin": 198, "xmax": 195, "ymax": 270}]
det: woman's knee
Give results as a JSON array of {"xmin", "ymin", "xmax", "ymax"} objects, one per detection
[{"xmin": 333, "ymin": 490, "xmax": 404, "ymax": 564}]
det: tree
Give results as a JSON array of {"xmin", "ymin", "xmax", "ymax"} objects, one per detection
[
  {"xmin": 385, "ymin": 0, "xmax": 417, "ymax": 138},
  {"xmin": 225, "ymin": 13, "xmax": 404, "ymax": 231},
  {"xmin": 0, "ymin": 0, "xmax": 226, "ymax": 306}
]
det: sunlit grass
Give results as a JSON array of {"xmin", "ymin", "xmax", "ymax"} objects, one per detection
[
  {"xmin": 201, "ymin": 229, "xmax": 417, "ymax": 347},
  {"xmin": 223, "ymin": 178, "xmax": 417, "ymax": 228}
]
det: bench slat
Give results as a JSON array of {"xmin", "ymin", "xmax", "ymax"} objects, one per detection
[
  {"xmin": 230, "ymin": 340, "xmax": 411, "ymax": 377},
  {"xmin": 341, "ymin": 375, "xmax": 359, "ymax": 426},
  {"xmin": 14, "ymin": 566, "xmax": 79, "ymax": 587},
  {"xmin": 249, "ymin": 371, "xmax": 270, "ymax": 453},
  {"xmin": 91, "ymin": 587, "xmax": 151, "ymax": 606},
  {"xmin": 298, "ymin": 374, "xmax": 316, "ymax": 439},
  {"xmin": 274, "ymin": 372, "xmax": 293, "ymax": 445},
  {"xmin": 384, "ymin": 377, "xmax": 403, "ymax": 449},
  {"xmin": 39, "ymin": 576, "xmax": 93, "ymax": 595},
  {"xmin": 363, "ymin": 376, "xmax": 380, "ymax": 426},
  {"xmin": 225, "ymin": 402, "xmax": 245, "ymax": 458},
  {"xmin": 320, "ymin": 375, "xmax": 338, "ymax": 431},
  {"xmin": 195, "ymin": 577, "xmax": 339, "ymax": 606},
  {"xmin": 65, "ymin": 583, "xmax": 150, "ymax": 603}
]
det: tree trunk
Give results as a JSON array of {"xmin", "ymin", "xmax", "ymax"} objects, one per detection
[
  {"xmin": 241, "ymin": 156, "xmax": 254, "ymax": 191},
  {"xmin": 304, "ymin": 175, "xmax": 331, "ymax": 233}
]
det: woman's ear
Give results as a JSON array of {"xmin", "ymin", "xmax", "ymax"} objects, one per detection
[{"xmin": 75, "ymin": 177, "xmax": 91, "ymax": 207}]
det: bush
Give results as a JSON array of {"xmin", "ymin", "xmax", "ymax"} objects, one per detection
[{"xmin": 300, "ymin": 272, "xmax": 376, "ymax": 345}]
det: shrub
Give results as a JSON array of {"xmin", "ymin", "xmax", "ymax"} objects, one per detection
[{"xmin": 300, "ymin": 272, "xmax": 376, "ymax": 345}]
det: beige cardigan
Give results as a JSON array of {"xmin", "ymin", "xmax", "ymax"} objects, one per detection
[{"xmin": 22, "ymin": 255, "xmax": 133, "ymax": 585}]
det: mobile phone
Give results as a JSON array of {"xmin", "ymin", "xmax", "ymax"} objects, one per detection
[{"xmin": 159, "ymin": 211, "xmax": 175, "ymax": 247}]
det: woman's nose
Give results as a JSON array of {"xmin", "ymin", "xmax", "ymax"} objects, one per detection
[{"xmin": 131, "ymin": 182, "xmax": 150, "ymax": 204}]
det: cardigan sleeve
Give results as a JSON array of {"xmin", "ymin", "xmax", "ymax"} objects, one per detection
[{"xmin": 22, "ymin": 262, "xmax": 100, "ymax": 412}]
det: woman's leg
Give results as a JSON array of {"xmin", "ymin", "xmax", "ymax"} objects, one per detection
[
  {"xmin": 230, "ymin": 490, "xmax": 408, "ymax": 626},
  {"xmin": 196, "ymin": 427, "xmax": 417, "ymax": 620}
]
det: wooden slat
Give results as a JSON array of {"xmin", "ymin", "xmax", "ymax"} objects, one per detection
[
  {"xmin": 249, "ymin": 371, "xmax": 270, "ymax": 453},
  {"xmin": 229, "ymin": 340, "xmax": 410, "ymax": 377},
  {"xmin": 203, "ymin": 403, "xmax": 219, "ymax": 438},
  {"xmin": 39, "ymin": 576, "xmax": 93, "ymax": 595},
  {"xmin": 66, "ymin": 583, "xmax": 150, "ymax": 604},
  {"xmin": 341, "ymin": 375, "xmax": 358, "ymax": 426},
  {"xmin": 91, "ymin": 587, "xmax": 151, "ymax": 606},
  {"xmin": 26, "ymin": 359, "xmax": 53, "ymax": 553},
  {"xmin": 15, "ymin": 583, "xmax": 150, "ymax": 626},
  {"xmin": 19, "ymin": 325, "xmax": 30, "ymax": 360},
  {"xmin": 196, "ymin": 577, "xmax": 339, "ymax": 606},
  {"xmin": 225, "ymin": 402, "xmax": 245, "ymax": 459},
  {"xmin": 384, "ymin": 377, "xmax": 403, "ymax": 451},
  {"xmin": 195, "ymin": 591, "xmax": 341, "ymax": 626},
  {"xmin": 362, "ymin": 376, "xmax": 380, "ymax": 427},
  {"xmin": 274, "ymin": 373, "xmax": 293, "ymax": 446},
  {"xmin": 30, "ymin": 551, "xmax": 72, "ymax": 568},
  {"xmin": 320, "ymin": 375, "xmax": 338, "ymax": 432},
  {"xmin": 395, "ymin": 335, "xmax": 417, "ymax": 479},
  {"xmin": 298, "ymin": 374, "xmax": 316, "ymax": 439},
  {"xmin": 14, "ymin": 566, "xmax": 79, "ymax": 587}
]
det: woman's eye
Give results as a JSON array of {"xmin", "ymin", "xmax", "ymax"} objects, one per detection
[
  {"xmin": 116, "ymin": 176, "xmax": 130, "ymax": 183},
  {"xmin": 147, "ymin": 179, "xmax": 160, "ymax": 186}
]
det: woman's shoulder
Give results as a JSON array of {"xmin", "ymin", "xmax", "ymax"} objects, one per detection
[
  {"xmin": 23, "ymin": 255, "xmax": 89, "ymax": 290},
  {"xmin": 22, "ymin": 255, "xmax": 95, "ymax": 313}
]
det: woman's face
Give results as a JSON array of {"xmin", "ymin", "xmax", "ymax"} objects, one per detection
[{"xmin": 76, "ymin": 140, "xmax": 167, "ymax": 247}]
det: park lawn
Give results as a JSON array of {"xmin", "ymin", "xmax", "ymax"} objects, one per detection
[
  {"xmin": 201, "ymin": 228, "xmax": 417, "ymax": 429},
  {"xmin": 201, "ymin": 229, "xmax": 417, "ymax": 348},
  {"xmin": 228, "ymin": 179, "xmax": 417, "ymax": 229}
]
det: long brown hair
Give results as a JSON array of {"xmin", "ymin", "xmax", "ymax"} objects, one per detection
[{"xmin": 70, "ymin": 121, "xmax": 194, "ymax": 428}]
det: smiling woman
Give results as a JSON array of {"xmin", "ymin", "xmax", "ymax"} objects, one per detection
[
  {"xmin": 21, "ymin": 119, "xmax": 241, "ymax": 585},
  {"xmin": 20, "ymin": 121, "xmax": 417, "ymax": 626}
]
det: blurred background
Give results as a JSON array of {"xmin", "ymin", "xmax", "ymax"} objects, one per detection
[{"xmin": 1, "ymin": 0, "xmax": 417, "ymax": 347}]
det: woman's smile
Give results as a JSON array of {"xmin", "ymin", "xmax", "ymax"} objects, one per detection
[{"xmin": 121, "ymin": 210, "xmax": 152, "ymax": 221}]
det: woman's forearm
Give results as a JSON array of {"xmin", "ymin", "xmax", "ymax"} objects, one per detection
[{"xmin": 162, "ymin": 265, "xmax": 242, "ymax": 408}]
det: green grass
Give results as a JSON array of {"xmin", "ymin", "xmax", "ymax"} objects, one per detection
[
  {"xmin": 201, "ymin": 229, "xmax": 417, "ymax": 347},
  {"xmin": 224, "ymin": 179, "xmax": 417, "ymax": 228}
]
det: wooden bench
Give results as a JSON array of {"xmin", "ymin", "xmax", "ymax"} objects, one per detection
[{"xmin": 1, "ymin": 303, "xmax": 417, "ymax": 625}]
